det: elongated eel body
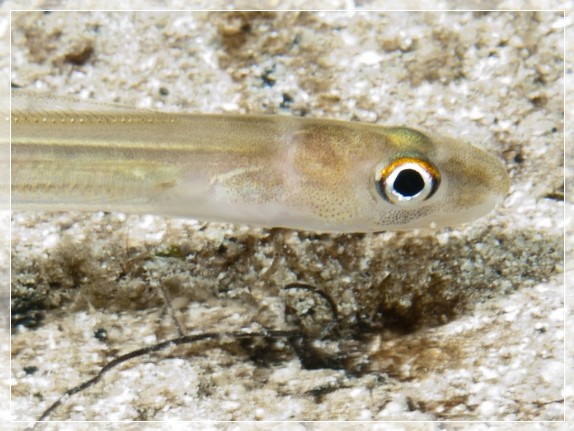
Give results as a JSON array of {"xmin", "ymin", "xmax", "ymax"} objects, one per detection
[{"xmin": 6, "ymin": 92, "xmax": 509, "ymax": 233}]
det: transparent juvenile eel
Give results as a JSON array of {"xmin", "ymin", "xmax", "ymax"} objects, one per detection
[{"xmin": 6, "ymin": 91, "xmax": 509, "ymax": 233}]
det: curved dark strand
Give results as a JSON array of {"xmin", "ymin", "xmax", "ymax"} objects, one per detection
[
  {"xmin": 35, "ymin": 329, "xmax": 300, "ymax": 423},
  {"xmin": 283, "ymin": 282, "xmax": 339, "ymax": 323}
]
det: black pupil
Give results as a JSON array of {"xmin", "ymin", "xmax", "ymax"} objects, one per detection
[{"xmin": 394, "ymin": 169, "xmax": 425, "ymax": 197}]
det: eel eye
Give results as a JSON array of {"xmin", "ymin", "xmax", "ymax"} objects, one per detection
[{"xmin": 375, "ymin": 157, "xmax": 441, "ymax": 206}]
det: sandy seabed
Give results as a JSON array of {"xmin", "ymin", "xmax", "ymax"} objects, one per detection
[{"xmin": 1, "ymin": 2, "xmax": 570, "ymax": 429}]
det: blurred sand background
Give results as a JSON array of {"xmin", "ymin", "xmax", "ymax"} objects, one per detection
[{"xmin": 1, "ymin": 1, "xmax": 571, "ymax": 430}]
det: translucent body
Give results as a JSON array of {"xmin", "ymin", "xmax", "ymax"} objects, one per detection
[{"xmin": 7, "ymin": 92, "xmax": 510, "ymax": 232}]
